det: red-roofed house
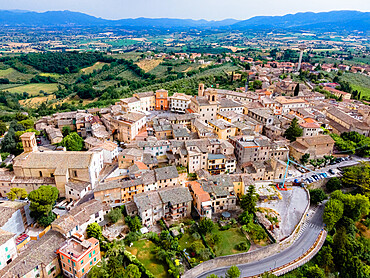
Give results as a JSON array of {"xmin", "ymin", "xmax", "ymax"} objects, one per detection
[
  {"xmin": 187, "ymin": 181, "xmax": 212, "ymax": 219},
  {"xmin": 324, "ymin": 87, "xmax": 351, "ymax": 100},
  {"xmin": 299, "ymin": 121, "xmax": 322, "ymax": 137}
]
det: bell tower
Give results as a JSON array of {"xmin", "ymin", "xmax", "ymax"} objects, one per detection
[
  {"xmin": 205, "ymin": 88, "xmax": 218, "ymax": 104},
  {"xmin": 198, "ymin": 83, "xmax": 205, "ymax": 97},
  {"xmin": 20, "ymin": 132, "xmax": 38, "ymax": 153}
]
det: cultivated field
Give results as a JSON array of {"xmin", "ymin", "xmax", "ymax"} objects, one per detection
[
  {"xmin": 81, "ymin": 62, "xmax": 109, "ymax": 74},
  {"xmin": 19, "ymin": 95, "xmax": 56, "ymax": 107},
  {"xmin": 0, "ymin": 67, "xmax": 35, "ymax": 83},
  {"xmin": 136, "ymin": 59, "xmax": 163, "ymax": 72},
  {"xmin": 5, "ymin": 83, "xmax": 59, "ymax": 95}
]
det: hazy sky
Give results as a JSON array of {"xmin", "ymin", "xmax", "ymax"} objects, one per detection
[{"xmin": 1, "ymin": 0, "xmax": 370, "ymax": 20}]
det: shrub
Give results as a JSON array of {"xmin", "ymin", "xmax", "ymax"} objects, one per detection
[
  {"xmin": 236, "ymin": 241, "xmax": 250, "ymax": 251},
  {"xmin": 309, "ymin": 189, "xmax": 327, "ymax": 205},
  {"xmin": 190, "ymin": 241, "xmax": 205, "ymax": 253},
  {"xmin": 124, "ymin": 232, "xmax": 140, "ymax": 244},
  {"xmin": 145, "ymin": 232, "xmax": 160, "ymax": 243},
  {"xmin": 199, "ymin": 248, "xmax": 211, "ymax": 260},
  {"xmin": 209, "ymin": 234, "xmax": 221, "ymax": 245},
  {"xmin": 191, "ymin": 232, "xmax": 201, "ymax": 240},
  {"xmin": 199, "ymin": 218, "xmax": 214, "ymax": 234},
  {"xmin": 107, "ymin": 208, "xmax": 123, "ymax": 223},
  {"xmin": 326, "ymin": 177, "xmax": 342, "ymax": 192},
  {"xmin": 220, "ymin": 224, "xmax": 231, "ymax": 231},
  {"xmin": 123, "ymin": 250, "xmax": 155, "ymax": 278}
]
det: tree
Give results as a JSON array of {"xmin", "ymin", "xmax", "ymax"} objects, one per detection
[
  {"xmin": 107, "ymin": 208, "xmax": 123, "ymax": 223},
  {"xmin": 129, "ymin": 216, "xmax": 142, "ymax": 232},
  {"xmin": 28, "ymin": 185, "xmax": 59, "ymax": 219},
  {"xmin": 318, "ymin": 245, "xmax": 334, "ymax": 273},
  {"xmin": 240, "ymin": 185, "xmax": 258, "ymax": 214},
  {"xmin": 124, "ymin": 231, "xmax": 139, "ymax": 244},
  {"xmin": 323, "ymin": 198, "xmax": 344, "ymax": 231},
  {"xmin": 294, "ymin": 83, "xmax": 300, "ymax": 96},
  {"xmin": 309, "ymin": 189, "xmax": 327, "ymax": 204},
  {"xmin": 326, "ymin": 177, "xmax": 342, "ymax": 192},
  {"xmin": 331, "ymin": 190, "xmax": 370, "ymax": 221},
  {"xmin": 283, "ymin": 118, "xmax": 303, "ymax": 142},
  {"xmin": 260, "ymin": 273, "xmax": 277, "ymax": 278},
  {"xmin": 254, "ymin": 80, "xmax": 262, "ymax": 89},
  {"xmin": 37, "ymin": 212, "xmax": 57, "ymax": 227},
  {"xmin": 225, "ymin": 265, "xmax": 241, "ymax": 278},
  {"xmin": 88, "ymin": 261, "xmax": 109, "ymax": 278},
  {"xmin": 18, "ymin": 119, "xmax": 34, "ymax": 130},
  {"xmin": 62, "ymin": 126, "xmax": 72, "ymax": 137},
  {"xmin": 306, "ymin": 265, "xmax": 325, "ymax": 278},
  {"xmin": 7, "ymin": 188, "xmax": 28, "ymax": 200},
  {"xmin": 206, "ymin": 275, "xmax": 220, "ymax": 278},
  {"xmin": 300, "ymin": 153, "xmax": 310, "ymax": 165},
  {"xmin": 125, "ymin": 215, "xmax": 142, "ymax": 232},
  {"xmin": 1, "ymin": 129, "xmax": 17, "ymax": 154},
  {"xmin": 123, "ymin": 264, "xmax": 141, "ymax": 278},
  {"xmin": 0, "ymin": 121, "xmax": 7, "ymax": 136},
  {"xmin": 60, "ymin": 132, "xmax": 84, "ymax": 151},
  {"xmin": 341, "ymin": 163, "xmax": 370, "ymax": 194},
  {"xmin": 199, "ymin": 218, "xmax": 214, "ymax": 234},
  {"xmin": 87, "ymin": 223, "xmax": 103, "ymax": 240},
  {"xmin": 238, "ymin": 211, "xmax": 253, "ymax": 225}
]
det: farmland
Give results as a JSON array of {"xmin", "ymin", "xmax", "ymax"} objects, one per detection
[{"xmin": 4, "ymin": 83, "xmax": 59, "ymax": 96}]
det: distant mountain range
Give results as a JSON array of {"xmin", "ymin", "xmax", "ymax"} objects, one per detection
[{"xmin": 0, "ymin": 10, "xmax": 369, "ymax": 31}]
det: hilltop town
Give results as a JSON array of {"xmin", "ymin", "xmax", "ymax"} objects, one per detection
[{"xmin": 1, "ymin": 49, "xmax": 370, "ymax": 278}]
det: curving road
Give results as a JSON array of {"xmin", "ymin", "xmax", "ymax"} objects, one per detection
[{"xmin": 198, "ymin": 204, "xmax": 325, "ymax": 278}]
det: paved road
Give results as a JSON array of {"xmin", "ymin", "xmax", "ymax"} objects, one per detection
[{"xmin": 198, "ymin": 204, "xmax": 325, "ymax": 278}]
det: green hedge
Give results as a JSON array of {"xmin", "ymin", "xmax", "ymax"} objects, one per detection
[{"xmin": 123, "ymin": 250, "xmax": 155, "ymax": 278}]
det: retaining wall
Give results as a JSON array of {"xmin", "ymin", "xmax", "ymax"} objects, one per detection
[{"xmin": 182, "ymin": 188, "xmax": 311, "ymax": 278}]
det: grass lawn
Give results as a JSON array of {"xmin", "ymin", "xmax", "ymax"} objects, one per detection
[
  {"xmin": 209, "ymin": 227, "xmax": 249, "ymax": 257},
  {"xmin": 5, "ymin": 83, "xmax": 59, "ymax": 95},
  {"xmin": 126, "ymin": 240, "xmax": 170, "ymax": 278},
  {"xmin": 179, "ymin": 231, "xmax": 193, "ymax": 251}
]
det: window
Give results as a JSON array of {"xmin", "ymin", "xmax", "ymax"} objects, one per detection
[
  {"xmin": 68, "ymin": 259, "xmax": 70, "ymax": 263},
  {"xmin": 5, "ymin": 247, "xmax": 8, "ymax": 252},
  {"xmin": 90, "ymin": 261, "xmax": 93, "ymax": 266},
  {"xmin": 81, "ymin": 260, "xmax": 83, "ymax": 265},
  {"xmin": 89, "ymin": 253, "xmax": 92, "ymax": 258},
  {"xmin": 82, "ymin": 268, "xmax": 85, "ymax": 273},
  {"xmin": 93, "ymin": 250, "xmax": 96, "ymax": 255},
  {"xmin": 94, "ymin": 257, "xmax": 97, "ymax": 262}
]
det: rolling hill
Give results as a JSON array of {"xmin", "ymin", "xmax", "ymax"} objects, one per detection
[{"xmin": 0, "ymin": 10, "xmax": 368, "ymax": 31}]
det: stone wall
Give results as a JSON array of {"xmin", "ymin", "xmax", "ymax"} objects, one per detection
[{"xmin": 182, "ymin": 188, "xmax": 311, "ymax": 278}]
